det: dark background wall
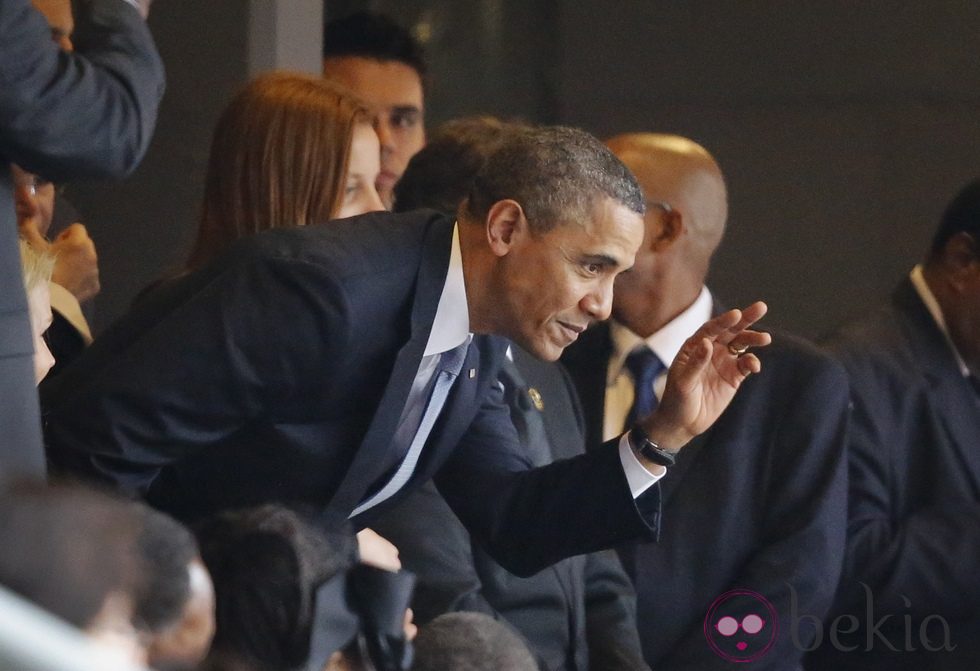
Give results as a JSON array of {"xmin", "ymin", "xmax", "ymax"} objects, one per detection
[{"xmin": 72, "ymin": 1, "xmax": 980, "ymax": 339}]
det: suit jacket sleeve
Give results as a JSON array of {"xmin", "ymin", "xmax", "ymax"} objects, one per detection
[
  {"xmin": 43, "ymin": 250, "xmax": 352, "ymax": 494},
  {"xmin": 652, "ymin": 354, "xmax": 850, "ymax": 670},
  {"xmin": 434, "ymin": 379, "xmax": 661, "ymax": 578},
  {"xmin": 0, "ymin": 0, "xmax": 164, "ymax": 179},
  {"xmin": 831, "ymin": 348, "xmax": 980, "ymax": 619},
  {"xmin": 583, "ymin": 549, "xmax": 650, "ymax": 671},
  {"xmin": 369, "ymin": 480, "xmax": 499, "ymax": 624}
]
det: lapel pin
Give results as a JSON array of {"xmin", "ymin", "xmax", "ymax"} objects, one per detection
[
  {"xmin": 528, "ymin": 387, "xmax": 544, "ymax": 411},
  {"xmin": 468, "ymin": 368, "xmax": 476, "ymax": 379}
]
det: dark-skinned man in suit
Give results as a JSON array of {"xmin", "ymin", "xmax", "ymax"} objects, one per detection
[
  {"xmin": 562, "ymin": 133, "xmax": 848, "ymax": 669},
  {"xmin": 370, "ymin": 117, "xmax": 650, "ymax": 671},
  {"xmin": 808, "ymin": 180, "xmax": 980, "ymax": 670},
  {"xmin": 43, "ymin": 126, "xmax": 769, "ymax": 579}
]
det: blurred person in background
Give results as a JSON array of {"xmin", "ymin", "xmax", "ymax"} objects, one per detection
[
  {"xmin": 323, "ymin": 12, "xmax": 427, "ymax": 209},
  {"xmin": 0, "ymin": 0, "xmax": 163, "ymax": 476}
]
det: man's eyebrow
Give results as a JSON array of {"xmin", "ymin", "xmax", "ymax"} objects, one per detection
[
  {"xmin": 580, "ymin": 253, "xmax": 622, "ymax": 269},
  {"xmin": 390, "ymin": 105, "xmax": 422, "ymax": 115}
]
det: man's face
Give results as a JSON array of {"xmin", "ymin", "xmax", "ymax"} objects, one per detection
[
  {"xmin": 947, "ymin": 238, "xmax": 980, "ymax": 375},
  {"xmin": 495, "ymin": 198, "xmax": 644, "ymax": 361},
  {"xmin": 323, "ymin": 56, "xmax": 425, "ymax": 207},
  {"xmin": 11, "ymin": 164, "xmax": 55, "ymax": 237},
  {"xmin": 32, "ymin": 0, "xmax": 74, "ymax": 51}
]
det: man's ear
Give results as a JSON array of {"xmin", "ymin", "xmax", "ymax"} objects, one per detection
[
  {"xmin": 485, "ymin": 199, "xmax": 527, "ymax": 257},
  {"xmin": 648, "ymin": 208, "xmax": 684, "ymax": 253},
  {"xmin": 944, "ymin": 232, "xmax": 980, "ymax": 290}
]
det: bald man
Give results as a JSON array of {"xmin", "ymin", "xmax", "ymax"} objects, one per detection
[{"xmin": 562, "ymin": 134, "xmax": 849, "ymax": 669}]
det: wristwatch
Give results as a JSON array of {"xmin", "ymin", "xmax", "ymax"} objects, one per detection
[{"xmin": 629, "ymin": 425, "xmax": 677, "ymax": 467}]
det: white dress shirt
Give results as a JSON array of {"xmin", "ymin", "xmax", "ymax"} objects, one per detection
[{"xmin": 910, "ymin": 264, "xmax": 971, "ymax": 377}]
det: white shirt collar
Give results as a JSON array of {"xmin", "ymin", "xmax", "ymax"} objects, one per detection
[
  {"xmin": 424, "ymin": 222, "xmax": 470, "ymax": 356},
  {"xmin": 909, "ymin": 264, "xmax": 970, "ymax": 377},
  {"xmin": 607, "ymin": 286, "xmax": 713, "ymax": 386}
]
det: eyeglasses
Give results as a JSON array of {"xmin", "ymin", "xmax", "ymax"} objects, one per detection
[{"xmin": 11, "ymin": 172, "xmax": 56, "ymax": 198}]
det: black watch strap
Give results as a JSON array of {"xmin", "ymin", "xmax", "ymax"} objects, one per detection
[{"xmin": 629, "ymin": 425, "xmax": 677, "ymax": 467}]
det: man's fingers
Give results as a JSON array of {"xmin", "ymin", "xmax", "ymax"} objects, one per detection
[
  {"xmin": 57, "ymin": 223, "xmax": 91, "ymax": 243},
  {"xmin": 736, "ymin": 352, "xmax": 762, "ymax": 377},
  {"xmin": 726, "ymin": 330, "xmax": 772, "ymax": 353},
  {"xmin": 693, "ymin": 301, "xmax": 769, "ymax": 343},
  {"xmin": 18, "ymin": 218, "xmax": 49, "ymax": 250}
]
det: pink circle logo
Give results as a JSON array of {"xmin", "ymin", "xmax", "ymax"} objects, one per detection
[{"xmin": 703, "ymin": 588, "xmax": 778, "ymax": 662}]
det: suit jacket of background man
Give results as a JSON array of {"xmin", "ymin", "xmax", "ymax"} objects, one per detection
[
  {"xmin": 0, "ymin": 0, "xmax": 164, "ymax": 478},
  {"xmin": 562, "ymin": 319, "xmax": 848, "ymax": 670},
  {"xmin": 806, "ymin": 278, "xmax": 980, "ymax": 671},
  {"xmin": 42, "ymin": 211, "xmax": 660, "ymax": 577},
  {"xmin": 370, "ymin": 345, "xmax": 650, "ymax": 671}
]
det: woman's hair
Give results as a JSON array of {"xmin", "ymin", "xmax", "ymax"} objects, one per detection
[
  {"xmin": 19, "ymin": 238, "xmax": 54, "ymax": 294},
  {"xmin": 186, "ymin": 71, "xmax": 372, "ymax": 270}
]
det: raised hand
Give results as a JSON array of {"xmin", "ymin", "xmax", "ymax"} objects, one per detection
[
  {"xmin": 50, "ymin": 223, "xmax": 101, "ymax": 303},
  {"xmin": 638, "ymin": 302, "xmax": 771, "ymax": 454}
]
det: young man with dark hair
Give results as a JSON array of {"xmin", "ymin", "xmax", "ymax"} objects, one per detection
[{"xmin": 323, "ymin": 12, "xmax": 427, "ymax": 209}]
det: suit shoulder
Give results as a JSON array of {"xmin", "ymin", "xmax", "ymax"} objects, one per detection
[
  {"xmin": 822, "ymin": 304, "xmax": 913, "ymax": 384},
  {"xmin": 231, "ymin": 210, "xmax": 447, "ymax": 280},
  {"xmin": 757, "ymin": 328, "xmax": 848, "ymax": 389}
]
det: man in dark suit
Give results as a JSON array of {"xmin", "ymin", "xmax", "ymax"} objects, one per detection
[
  {"xmin": 1, "ymin": 0, "xmax": 164, "ymax": 477},
  {"xmin": 807, "ymin": 180, "xmax": 980, "ymax": 670},
  {"xmin": 562, "ymin": 133, "xmax": 849, "ymax": 669},
  {"xmin": 43, "ymin": 126, "xmax": 769, "ymax": 577},
  {"xmin": 370, "ymin": 118, "xmax": 649, "ymax": 670}
]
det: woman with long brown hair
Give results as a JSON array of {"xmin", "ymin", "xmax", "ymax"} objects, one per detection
[{"xmin": 185, "ymin": 71, "xmax": 384, "ymax": 271}]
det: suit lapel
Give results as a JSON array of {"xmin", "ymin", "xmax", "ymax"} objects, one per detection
[
  {"xmin": 895, "ymin": 279, "xmax": 980, "ymax": 498},
  {"xmin": 561, "ymin": 322, "xmax": 612, "ymax": 451},
  {"xmin": 324, "ymin": 219, "xmax": 455, "ymax": 524},
  {"xmin": 414, "ymin": 335, "xmax": 503, "ymax": 475}
]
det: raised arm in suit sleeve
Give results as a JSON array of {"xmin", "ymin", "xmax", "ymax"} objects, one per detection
[
  {"xmin": 369, "ymin": 480, "xmax": 498, "ymax": 624},
  {"xmin": 652, "ymin": 353, "xmax": 849, "ymax": 670},
  {"xmin": 435, "ymin": 379, "xmax": 661, "ymax": 577},
  {"xmin": 0, "ymin": 0, "xmax": 164, "ymax": 179}
]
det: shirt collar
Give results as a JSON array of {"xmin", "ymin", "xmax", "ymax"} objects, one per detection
[
  {"xmin": 424, "ymin": 222, "xmax": 470, "ymax": 356},
  {"xmin": 909, "ymin": 264, "xmax": 970, "ymax": 377},
  {"xmin": 608, "ymin": 286, "xmax": 713, "ymax": 386}
]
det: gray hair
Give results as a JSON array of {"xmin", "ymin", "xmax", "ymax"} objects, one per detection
[{"xmin": 465, "ymin": 125, "xmax": 645, "ymax": 234}]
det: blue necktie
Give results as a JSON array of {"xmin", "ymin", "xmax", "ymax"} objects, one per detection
[
  {"xmin": 351, "ymin": 339, "xmax": 470, "ymax": 516},
  {"xmin": 623, "ymin": 346, "xmax": 666, "ymax": 431}
]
